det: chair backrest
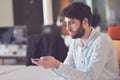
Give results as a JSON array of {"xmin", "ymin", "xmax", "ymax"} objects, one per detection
[
  {"xmin": 108, "ymin": 25, "xmax": 120, "ymax": 40},
  {"xmin": 108, "ymin": 25, "xmax": 120, "ymax": 67},
  {"xmin": 113, "ymin": 40, "xmax": 120, "ymax": 67},
  {"xmin": 26, "ymin": 34, "xmax": 68, "ymax": 66}
]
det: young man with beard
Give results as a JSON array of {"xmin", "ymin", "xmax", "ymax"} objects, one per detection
[{"xmin": 32, "ymin": 2, "xmax": 119, "ymax": 80}]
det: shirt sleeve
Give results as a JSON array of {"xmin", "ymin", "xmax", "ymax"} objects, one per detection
[{"xmin": 53, "ymin": 35, "xmax": 119, "ymax": 80}]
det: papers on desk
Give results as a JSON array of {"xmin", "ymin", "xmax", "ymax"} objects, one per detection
[
  {"xmin": 0, "ymin": 44, "xmax": 26, "ymax": 58},
  {"xmin": 0, "ymin": 44, "xmax": 26, "ymax": 55},
  {"xmin": 0, "ymin": 66, "xmax": 65, "ymax": 80}
]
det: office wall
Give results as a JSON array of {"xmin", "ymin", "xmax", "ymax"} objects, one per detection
[
  {"xmin": 92, "ymin": 0, "xmax": 107, "ymax": 31},
  {"xmin": 13, "ymin": 0, "xmax": 43, "ymax": 36},
  {"xmin": 115, "ymin": 0, "xmax": 120, "ymax": 24},
  {"xmin": 13, "ymin": 0, "xmax": 61, "ymax": 36},
  {"xmin": 0, "ymin": 0, "xmax": 14, "ymax": 27}
]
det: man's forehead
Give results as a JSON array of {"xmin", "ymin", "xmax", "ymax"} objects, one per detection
[{"xmin": 64, "ymin": 17, "xmax": 73, "ymax": 22}]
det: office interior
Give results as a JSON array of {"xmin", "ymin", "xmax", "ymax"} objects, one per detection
[
  {"xmin": 0, "ymin": 0, "xmax": 120, "ymax": 79},
  {"xmin": 0, "ymin": 0, "xmax": 120, "ymax": 66}
]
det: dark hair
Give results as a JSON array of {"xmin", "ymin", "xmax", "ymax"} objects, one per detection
[{"xmin": 60, "ymin": 2, "xmax": 92, "ymax": 25}]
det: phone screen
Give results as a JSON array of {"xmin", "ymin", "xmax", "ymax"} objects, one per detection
[{"xmin": 31, "ymin": 58, "xmax": 39, "ymax": 62}]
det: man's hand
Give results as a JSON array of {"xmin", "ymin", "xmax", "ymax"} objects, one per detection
[{"xmin": 31, "ymin": 56, "xmax": 61, "ymax": 69}]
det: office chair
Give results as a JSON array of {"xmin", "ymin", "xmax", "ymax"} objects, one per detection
[
  {"xmin": 108, "ymin": 25, "xmax": 120, "ymax": 40},
  {"xmin": 108, "ymin": 25, "xmax": 120, "ymax": 68},
  {"xmin": 113, "ymin": 40, "xmax": 120, "ymax": 67},
  {"xmin": 26, "ymin": 33, "xmax": 68, "ymax": 66}
]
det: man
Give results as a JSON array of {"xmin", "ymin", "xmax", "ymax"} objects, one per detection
[{"xmin": 32, "ymin": 2, "xmax": 119, "ymax": 80}]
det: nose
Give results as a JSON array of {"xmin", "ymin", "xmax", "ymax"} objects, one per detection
[{"xmin": 66, "ymin": 24, "xmax": 72, "ymax": 31}]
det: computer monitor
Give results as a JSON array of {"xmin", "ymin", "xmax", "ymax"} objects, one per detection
[
  {"xmin": 0, "ymin": 27, "xmax": 14, "ymax": 44},
  {"xmin": 13, "ymin": 25, "xmax": 27, "ymax": 44}
]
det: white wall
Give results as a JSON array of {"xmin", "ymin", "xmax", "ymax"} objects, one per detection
[{"xmin": 0, "ymin": 0, "xmax": 14, "ymax": 27}]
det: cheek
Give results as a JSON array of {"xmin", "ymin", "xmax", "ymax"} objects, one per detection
[{"xmin": 73, "ymin": 24, "xmax": 80, "ymax": 31}]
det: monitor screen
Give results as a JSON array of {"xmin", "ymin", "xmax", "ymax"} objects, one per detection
[{"xmin": 0, "ymin": 27, "xmax": 14, "ymax": 44}]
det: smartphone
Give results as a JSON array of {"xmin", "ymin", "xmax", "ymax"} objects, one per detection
[{"xmin": 31, "ymin": 58, "xmax": 39, "ymax": 62}]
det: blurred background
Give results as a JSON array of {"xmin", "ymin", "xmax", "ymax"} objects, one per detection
[{"xmin": 0, "ymin": 0, "xmax": 120, "ymax": 65}]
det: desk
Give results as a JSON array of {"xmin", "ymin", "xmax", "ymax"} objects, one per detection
[
  {"xmin": 0, "ymin": 65, "xmax": 64, "ymax": 80},
  {"xmin": 0, "ymin": 44, "xmax": 26, "ymax": 65},
  {"xmin": 0, "ymin": 65, "xmax": 26, "ymax": 75},
  {"xmin": 0, "ymin": 54, "xmax": 26, "ymax": 65}
]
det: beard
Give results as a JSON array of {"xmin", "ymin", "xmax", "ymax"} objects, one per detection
[{"xmin": 72, "ymin": 24, "xmax": 85, "ymax": 39}]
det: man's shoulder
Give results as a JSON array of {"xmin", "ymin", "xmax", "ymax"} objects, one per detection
[
  {"xmin": 93, "ymin": 32, "xmax": 112, "ymax": 44},
  {"xmin": 95, "ymin": 32, "xmax": 109, "ymax": 39}
]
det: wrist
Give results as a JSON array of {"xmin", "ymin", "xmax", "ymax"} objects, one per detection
[{"xmin": 55, "ymin": 61, "xmax": 61, "ymax": 69}]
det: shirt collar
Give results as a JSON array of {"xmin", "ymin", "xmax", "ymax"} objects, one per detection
[
  {"xmin": 85, "ymin": 27, "xmax": 96, "ymax": 47},
  {"xmin": 75, "ymin": 27, "xmax": 97, "ymax": 47},
  {"xmin": 78, "ymin": 27, "xmax": 96, "ymax": 47}
]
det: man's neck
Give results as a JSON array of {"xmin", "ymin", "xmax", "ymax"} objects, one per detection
[{"xmin": 80, "ymin": 27, "xmax": 92, "ymax": 44}]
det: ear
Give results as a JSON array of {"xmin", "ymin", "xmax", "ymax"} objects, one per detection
[{"xmin": 82, "ymin": 18, "xmax": 88, "ymax": 25}]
